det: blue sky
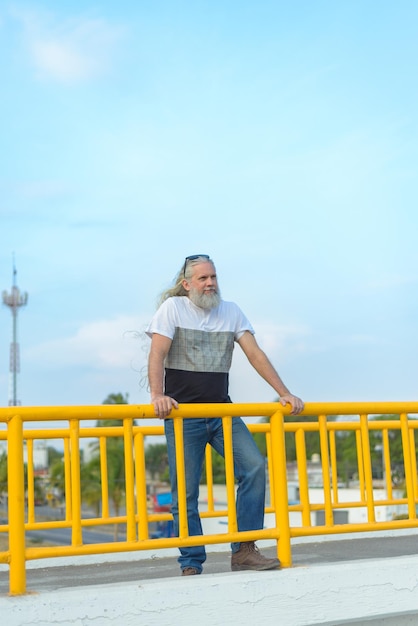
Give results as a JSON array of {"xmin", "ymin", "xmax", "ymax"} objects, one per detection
[{"xmin": 1, "ymin": 1, "xmax": 417, "ymax": 413}]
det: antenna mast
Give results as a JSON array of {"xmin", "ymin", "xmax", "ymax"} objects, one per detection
[{"xmin": 2, "ymin": 260, "xmax": 28, "ymax": 406}]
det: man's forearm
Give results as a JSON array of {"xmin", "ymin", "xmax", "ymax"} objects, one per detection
[
  {"xmin": 148, "ymin": 349, "xmax": 178, "ymax": 417},
  {"xmin": 148, "ymin": 353, "xmax": 165, "ymax": 400}
]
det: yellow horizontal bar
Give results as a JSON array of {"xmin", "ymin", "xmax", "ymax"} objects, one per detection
[
  {"xmin": 291, "ymin": 518, "xmax": 418, "ymax": 537},
  {"xmin": 1, "ymin": 401, "xmax": 418, "ymax": 423},
  {"xmin": 25, "ymin": 528, "xmax": 279, "ymax": 561}
]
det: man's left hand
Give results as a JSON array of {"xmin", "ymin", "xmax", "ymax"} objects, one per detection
[{"xmin": 279, "ymin": 394, "xmax": 304, "ymax": 415}]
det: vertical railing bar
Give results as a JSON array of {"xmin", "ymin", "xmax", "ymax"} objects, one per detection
[
  {"xmin": 360, "ymin": 414, "xmax": 375, "ymax": 522},
  {"xmin": 222, "ymin": 416, "xmax": 237, "ymax": 533},
  {"xmin": 205, "ymin": 445, "xmax": 215, "ymax": 513},
  {"xmin": 134, "ymin": 433, "xmax": 149, "ymax": 541},
  {"xmin": 124, "ymin": 417, "xmax": 137, "ymax": 542},
  {"xmin": 329, "ymin": 430, "xmax": 339, "ymax": 504},
  {"xmin": 7, "ymin": 413, "xmax": 26, "ymax": 595},
  {"xmin": 318, "ymin": 415, "xmax": 333, "ymax": 526},
  {"xmin": 356, "ymin": 426, "xmax": 366, "ymax": 501},
  {"xmin": 64, "ymin": 436, "xmax": 72, "ymax": 522},
  {"xmin": 174, "ymin": 417, "xmax": 188, "ymax": 538},
  {"xmin": 266, "ymin": 430, "xmax": 274, "ymax": 509},
  {"xmin": 400, "ymin": 413, "xmax": 416, "ymax": 519},
  {"xmin": 270, "ymin": 410, "xmax": 291, "ymax": 566},
  {"xmin": 382, "ymin": 428, "xmax": 392, "ymax": 500},
  {"xmin": 26, "ymin": 439, "xmax": 35, "ymax": 524},
  {"xmin": 100, "ymin": 436, "xmax": 109, "ymax": 518},
  {"xmin": 295, "ymin": 427, "xmax": 311, "ymax": 527},
  {"xmin": 409, "ymin": 427, "xmax": 418, "ymax": 502},
  {"xmin": 69, "ymin": 419, "xmax": 82, "ymax": 546}
]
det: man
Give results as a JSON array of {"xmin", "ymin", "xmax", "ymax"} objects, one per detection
[{"xmin": 147, "ymin": 254, "xmax": 304, "ymax": 575}]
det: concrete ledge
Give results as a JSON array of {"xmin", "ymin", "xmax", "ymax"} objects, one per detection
[{"xmin": 2, "ymin": 554, "xmax": 418, "ymax": 626}]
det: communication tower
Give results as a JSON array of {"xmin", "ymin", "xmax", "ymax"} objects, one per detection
[{"xmin": 2, "ymin": 262, "xmax": 28, "ymax": 406}]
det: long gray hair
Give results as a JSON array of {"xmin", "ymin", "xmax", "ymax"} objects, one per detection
[{"xmin": 157, "ymin": 255, "xmax": 215, "ymax": 306}]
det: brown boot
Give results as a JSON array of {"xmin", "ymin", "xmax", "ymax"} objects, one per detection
[
  {"xmin": 231, "ymin": 542, "xmax": 281, "ymax": 571},
  {"xmin": 181, "ymin": 567, "xmax": 201, "ymax": 576}
]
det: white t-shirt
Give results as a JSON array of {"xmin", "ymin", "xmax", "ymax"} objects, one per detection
[{"xmin": 146, "ymin": 296, "xmax": 254, "ymax": 402}]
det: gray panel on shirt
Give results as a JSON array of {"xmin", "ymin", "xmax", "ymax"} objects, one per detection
[{"xmin": 166, "ymin": 327, "xmax": 235, "ymax": 373}]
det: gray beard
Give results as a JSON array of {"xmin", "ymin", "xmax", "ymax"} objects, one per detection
[{"xmin": 189, "ymin": 287, "xmax": 221, "ymax": 310}]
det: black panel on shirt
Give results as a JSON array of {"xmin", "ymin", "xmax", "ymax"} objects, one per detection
[{"xmin": 164, "ymin": 369, "xmax": 231, "ymax": 403}]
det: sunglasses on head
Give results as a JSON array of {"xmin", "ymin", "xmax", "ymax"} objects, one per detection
[{"xmin": 183, "ymin": 254, "xmax": 210, "ymax": 277}]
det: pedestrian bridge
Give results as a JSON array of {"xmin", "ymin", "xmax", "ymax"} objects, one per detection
[{"xmin": 1, "ymin": 401, "xmax": 418, "ymax": 624}]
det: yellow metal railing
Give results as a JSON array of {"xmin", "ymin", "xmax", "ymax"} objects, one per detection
[{"xmin": 1, "ymin": 401, "xmax": 418, "ymax": 595}]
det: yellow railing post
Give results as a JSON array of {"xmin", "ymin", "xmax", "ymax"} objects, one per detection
[
  {"xmin": 382, "ymin": 428, "xmax": 393, "ymax": 501},
  {"xmin": 64, "ymin": 437, "xmax": 72, "ymax": 521},
  {"xmin": 356, "ymin": 428, "xmax": 366, "ymax": 500},
  {"xmin": 7, "ymin": 414, "xmax": 26, "ymax": 595},
  {"xmin": 318, "ymin": 414, "xmax": 333, "ymax": 525},
  {"xmin": 266, "ymin": 431, "xmax": 274, "ymax": 508},
  {"xmin": 295, "ymin": 427, "xmax": 311, "ymax": 527},
  {"xmin": 360, "ymin": 414, "xmax": 376, "ymax": 522},
  {"xmin": 400, "ymin": 413, "xmax": 416, "ymax": 520},
  {"xmin": 205, "ymin": 445, "xmax": 215, "ymax": 512},
  {"xmin": 26, "ymin": 439, "xmax": 35, "ymax": 524},
  {"xmin": 222, "ymin": 416, "xmax": 238, "ymax": 533},
  {"xmin": 174, "ymin": 417, "xmax": 188, "ymax": 538},
  {"xmin": 99, "ymin": 436, "xmax": 110, "ymax": 518},
  {"xmin": 409, "ymin": 427, "xmax": 418, "ymax": 501},
  {"xmin": 69, "ymin": 418, "xmax": 82, "ymax": 546},
  {"xmin": 123, "ymin": 417, "xmax": 137, "ymax": 542},
  {"xmin": 134, "ymin": 432, "xmax": 149, "ymax": 541},
  {"xmin": 329, "ymin": 430, "xmax": 339, "ymax": 504},
  {"xmin": 270, "ymin": 409, "xmax": 291, "ymax": 567}
]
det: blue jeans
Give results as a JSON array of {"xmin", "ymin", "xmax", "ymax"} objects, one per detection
[{"xmin": 164, "ymin": 417, "xmax": 266, "ymax": 572}]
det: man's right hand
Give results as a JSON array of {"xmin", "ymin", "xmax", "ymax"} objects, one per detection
[{"xmin": 151, "ymin": 394, "xmax": 179, "ymax": 419}]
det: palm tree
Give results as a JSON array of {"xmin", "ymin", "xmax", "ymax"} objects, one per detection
[{"xmin": 145, "ymin": 443, "xmax": 169, "ymax": 482}]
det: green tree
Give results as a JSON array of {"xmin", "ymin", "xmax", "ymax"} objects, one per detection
[
  {"xmin": 81, "ymin": 456, "xmax": 102, "ymax": 517},
  {"xmin": 33, "ymin": 476, "xmax": 47, "ymax": 505},
  {"xmin": 335, "ymin": 430, "xmax": 361, "ymax": 486},
  {"xmin": 145, "ymin": 443, "xmax": 169, "ymax": 482},
  {"xmin": 103, "ymin": 392, "xmax": 129, "ymax": 405},
  {"xmin": 47, "ymin": 446, "xmax": 63, "ymax": 466},
  {"xmin": 49, "ymin": 456, "xmax": 65, "ymax": 503}
]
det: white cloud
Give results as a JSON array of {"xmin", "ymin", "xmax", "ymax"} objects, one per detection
[
  {"xmin": 11, "ymin": 7, "xmax": 124, "ymax": 83},
  {"xmin": 253, "ymin": 321, "xmax": 312, "ymax": 357},
  {"xmin": 21, "ymin": 316, "xmax": 311, "ymax": 406},
  {"xmin": 25, "ymin": 315, "xmax": 150, "ymax": 371},
  {"xmin": 25, "ymin": 317, "xmax": 310, "ymax": 374}
]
